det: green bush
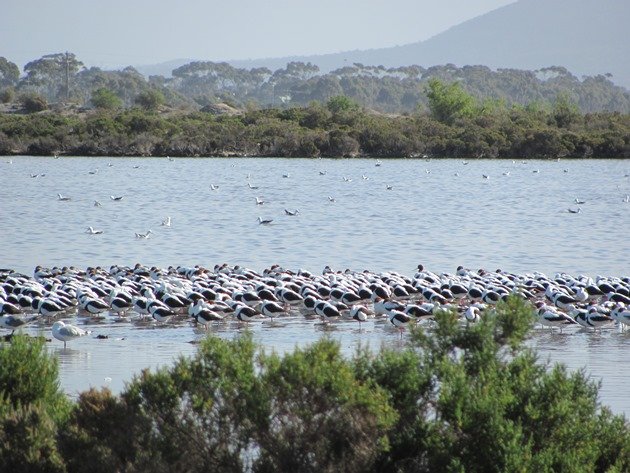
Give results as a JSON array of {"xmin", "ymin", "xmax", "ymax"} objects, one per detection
[
  {"xmin": 2, "ymin": 301, "xmax": 630, "ymax": 472},
  {"xmin": 19, "ymin": 93, "xmax": 48, "ymax": 113},
  {"xmin": 0, "ymin": 335, "xmax": 70, "ymax": 471}
]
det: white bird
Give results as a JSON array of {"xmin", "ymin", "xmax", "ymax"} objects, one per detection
[
  {"xmin": 464, "ymin": 306, "xmax": 481, "ymax": 323},
  {"xmin": 328, "ymin": 196, "xmax": 336, "ymax": 202},
  {"xmin": 93, "ymin": 200, "xmax": 102, "ymax": 207},
  {"xmin": 161, "ymin": 216, "xmax": 171, "ymax": 227},
  {"xmin": 386, "ymin": 185, "xmax": 393, "ymax": 190},
  {"xmin": 85, "ymin": 226, "xmax": 103, "ymax": 235},
  {"xmin": 284, "ymin": 209, "xmax": 299, "ymax": 216},
  {"xmin": 257, "ymin": 217, "xmax": 273, "ymax": 225},
  {"xmin": 611, "ymin": 306, "xmax": 630, "ymax": 331},
  {"xmin": 574, "ymin": 197, "xmax": 586, "ymax": 204},
  {"xmin": 110, "ymin": 195, "xmax": 124, "ymax": 201},
  {"xmin": 135, "ymin": 230, "xmax": 152, "ymax": 239},
  {"xmin": 282, "ymin": 173, "xmax": 290, "ymax": 178},
  {"xmin": 567, "ymin": 207, "xmax": 581, "ymax": 214},
  {"xmin": 52, "ymin": 321, "xmax": 91, "ymax": 348},
  {"xmin": 623, "ymin": 195, "xmax": 629, "ymax": 203},
  {"xmin": 248, "ymin": 182, "xmax": 259, "ymax": 190},
  {"xmin": 319, "ymin": 170, "xmax": 327, "ymax": 175},
  {"xmin": 57, "ymin": 193, "xmax": 71, "ymax": 201},
  {"xmin": 350, "ymin": 305, "xmax": 369, "ymax": 327},
  {"xmin": 343, "ymin": 176, "xmax": 352, "ymax": 182},
  {"xmin": 255, "ymin": 196, "xmax": 265, "ymax": 205},
  {"xmin": 482, "ymin": 174, "xmax": 490, "ymax": 179},
  {"xmin": 210, "ymin": 184, "xmax": 219, "ymax": 190}
]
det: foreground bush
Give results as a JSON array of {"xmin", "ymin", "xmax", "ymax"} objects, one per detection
[
  {"xmin": 0, "ymin": 335, "xmax": 70, "ymax": 472},
  {"xmin": 3, "ymin": 297, "xmax": 630, "ymax": 472}
]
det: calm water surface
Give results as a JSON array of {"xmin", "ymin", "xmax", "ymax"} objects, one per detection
[{"xmin": 1, "ymin": 156, "xmax": 629, "ymax": 415}]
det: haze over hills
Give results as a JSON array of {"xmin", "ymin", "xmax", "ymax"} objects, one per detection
[{"xmin": 138, "ymin": 0, "xmax": 629, "ymax": 88}]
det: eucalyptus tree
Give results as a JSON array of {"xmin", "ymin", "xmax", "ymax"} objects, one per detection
[{"xmin": 21, "ymin": 52, "xmax": 84, "ymax": 102}]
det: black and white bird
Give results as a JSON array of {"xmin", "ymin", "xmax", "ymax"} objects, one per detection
[
  {"xmin": 258, "ymin": 301, "xmax": 285, "ymax": 321},
  {"xmin": 193, "ymin": 308, "xmax": 224, "ymax": 329},
  {"xmin": 149, "ymin": 305, "xmax": 176, "ymax": 323},
  {"xmin": 388, "ymin": 310, "xmax": 414, "ymax": 335},
  {"xmin": 315, "ymin": 301, "xmax": 341, "ymax": 322},
  {"xmin": 235, "ymin": 304, "xmax": 258, "ymax": 323},
  {"xmin": 350, "ymin": 305, "xmax": 370, "ymax": 327},
  {"xmin": 80, "ymin": 297, "xmax": 110, "ymax": 315},
  {"xmin": 257, "ymin": 217, "xmax": 273, "ymax": 225}
]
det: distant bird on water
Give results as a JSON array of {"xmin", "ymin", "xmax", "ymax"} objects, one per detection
[
  {"xmin": 161, "ymin": 216, "xmax": 171, "ymax": 227},
  {"xmin": 110, "ymin": 195, "xmax": 124, "ymax": 201},
  {"xmin": 135, "ymin": 230, "xmax": 152, "ymax": 239},
  {"xmin": 257, "ymin": 217, "xmax": 273, "ymax": 225},
  {"xmin": 567, "ymin": 207, "xmax": 581, "ymax": 214},
  {"xmin": 57, "ymin": 193, "xmax": 71, "ymax": 201},
  {"xmin": 85, "ymin": 226, "xmax": 103, "ymax": 235}
]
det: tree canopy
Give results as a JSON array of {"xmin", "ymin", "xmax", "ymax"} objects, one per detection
[{"xmin": 4, "ymin": 53, "xmax": 630, "ymax": 114}]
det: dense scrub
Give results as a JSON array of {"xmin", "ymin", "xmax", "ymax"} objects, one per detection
[
  {"xmin": 1, "ymin": 297, "xmax": 629, "ymax": 472},
  {"xmin": 0, "ymin": 96, "xmax": 629, "ymax": 158}
]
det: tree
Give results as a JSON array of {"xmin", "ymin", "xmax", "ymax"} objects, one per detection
[
  {"xmin": 135, "ymin": 89, "xmax": 165, "ymax": 111},
  {"xmin": 552, "ymin": 92, "xmax": 580, "ymax": 128},
  {"xmin": 0, "ymin": 87, "xmax": 16, "ymax": 103},
  {"xmin": 0, "ymin": 57, "xmax": 20, "ymax": 88},
  {"xmin": 22, "ymin": 52, "xmax": 84, "ymax": 101},
  {"xmin": 425, "ymin": 78, "xmax": 476, "ymax": 124},
  {"xmin": 90, "ymin": 87, "xmax": 122, "ymax": 110}
]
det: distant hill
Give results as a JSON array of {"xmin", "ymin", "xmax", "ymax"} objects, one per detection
[{"xmin": 221, "ymin": 0, "xmax": 629, "ymax": 88}]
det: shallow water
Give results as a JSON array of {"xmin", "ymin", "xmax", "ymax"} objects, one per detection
[{"xmin": 1, "ymin": 156, "xmax": 629, "ymax": 415}]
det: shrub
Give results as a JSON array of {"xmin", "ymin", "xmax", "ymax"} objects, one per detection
[
  {"xmin": 0, "ymin": 335, "xmax": 70, "ymax": 471},
  {"xmin": 19, "ymin": 93, "xmax": 48, "ymax": 113},
  {"xmin": 90, "ymin": 87, "xmax": 122, "ymax": 110}
]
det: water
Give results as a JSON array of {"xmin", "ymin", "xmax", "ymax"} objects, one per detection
[{"xmin": 1, "ymin": 156, "xmax": 629, "ymax": 415}]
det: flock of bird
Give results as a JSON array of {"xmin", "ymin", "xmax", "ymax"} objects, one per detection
[{"xmin": 1, "ymin": 263, "xmax": 629, "ymax": 348}]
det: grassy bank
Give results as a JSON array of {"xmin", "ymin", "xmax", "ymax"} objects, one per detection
[{"xmin": 1, "ymin": 297, "xmax": 629, "ymax": 472}]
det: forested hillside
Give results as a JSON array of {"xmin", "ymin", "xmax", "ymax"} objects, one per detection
[{"xmin": 1, "ymin": 54, "xmax": 629, "ymax": 114}]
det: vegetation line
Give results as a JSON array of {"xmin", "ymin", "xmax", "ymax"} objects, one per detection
[{"xmin": 1, "ymin": 88, "xmax": 629, "ymax": 159}]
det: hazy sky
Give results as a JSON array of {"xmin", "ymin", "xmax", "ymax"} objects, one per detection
[{"xmin": 2, "ymin": 0, "xmax": 514, "ymax": 69}]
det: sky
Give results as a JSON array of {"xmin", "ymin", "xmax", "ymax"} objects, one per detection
[{"xmin": 2, "ymin": 0, "xmax": 514, "ymax": 70}]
